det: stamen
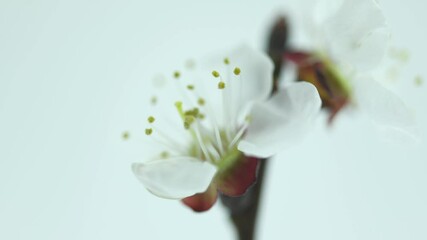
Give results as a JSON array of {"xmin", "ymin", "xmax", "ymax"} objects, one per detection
[
  {"xmin": 145, "ymin": 128, "xmax": 153, "ymax": 135},
  {"xmin": 147, "ymin": 116, "xmax": 155, "ymax": 123},
  {"xmin": 234, "ymin": 70, "xmax": 243, "ymax": 129},
  {"xmin": 224, "ymin": 58, "xmax": 230, "ymax": 65},
  {"xmin": 218, "ymin": 81, "xmax": 226, "ymax": 89},
  {"xmin": 197, "ymin": 97, "xmax": 205, "ymax": 106},
  {"xmin": 175, "ymin": 101, "xmax": 184, "ymax": 119},
  {"xmin": 173, "ymin": 71, "xmax": 181, "ymax": 79},
  {"xmin": 212, "ymin": 70, "xmax": 220, "ymax": 78},
  {"xmin": 216, "ymin": 65, "xmax": 232, "ymax": 140},
  {"xmin": 226, "ymin": 65, "xmax": 237, "ymax": 136},
  {"xmin": 150, "ymin": 119, "xmax": 188, "ymax": 151},
  {"xmin": 201, "ymin": 103, "xmax": 224, "ymax": 155},
  {"xmin": 193, "ymin": 121, "xmax": 212, "ymax": 162},
  {"xmin": 184, "ymin": 115, "xmax": 195, "ymax": 129},
  {"xmin": 178, "ymin": 87, "xmax": 224, "ymax": 154},
  {"xmin": 206, "ymin": 142, "xmax": 220, "ymax": 162},
  {"xmin": 229, "ymin": 121, "xmax": 250, "ymax": 148},
  {"xmin": 192, "ymin": 107, "xmax": 199, "ymax": 115},
  {"xmin": 233, "ymin": 67, "xmax": 241, "ymax": 75},
  {"xmin": 187, "ymin": 84, "xmax": 195, "ymax": 90},
  {"xmin": 149, "ymin": 135, "xmax": 183, "ymax": 155},
  {"xmin": 122, "ymin": 131, "xmax": 130, "ymax": 140},
  {"xmin": 184, "ymin": 107, "xmax": 200, "ymax": 118},
  {"xmin": 175, "ymin": 80, "xmax": 198, "ymax": 107}
]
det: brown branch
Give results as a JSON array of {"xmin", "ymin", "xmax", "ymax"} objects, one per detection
[
  {"xmin": 220, "ymin": 158, "xmax": 269, "ymax": 240},
  {"xmin": 220, "ymin": 17, "xmax": 289, "ymax": 240}
]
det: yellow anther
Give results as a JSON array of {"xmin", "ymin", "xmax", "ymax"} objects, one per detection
[
  {"xmin": 233, "ymin": 67, "xmax": 241, "ymax": 75},
  {"xmin": 160, "ymin": 151, "xmax": 169, "ymax": 159},
  {"xmin": 187, "ymin": 84, "xmax": 195, "ymax": 90},
  {"xmin": 224, "ymin": 58, "xmax": 230, "ymax": 65},
  {"xmin": 212, "ymin": 70, "xmax": 220, "ymax": 78},
  {"xmin": 147, "ymin": 116, "xmax": 155, "ymax": 123},
  {"xmin": 183, "ymin": 115, "xmax": 195, "ymax": 129},
  {"xmin": 197, "ymin": 98, "xmax": 205, "ymax": 106},
  {"xmin": 218, "ymin": 81, "xmax": 226, "ymax": 89},
  {"xmin": 185, "ymin": 115, "xmax": 195, "ymax": 123},
  {"xmin": 193, "ymin": 107, "xmax": 199, "ymax": 115},
  {"xmin": 173, "ymin": 71, "xmax": 181, "ymax": 79},
  {"xmin": 122, "ymin": 131, "xmax": 130, "ymax": 140},
  {"xmin": 145, "ymin": 128, "xmax": 153, "ymax": 135},
  {"xmin": 184, "ymin": 107, "xmax": 199, "ymax": 118}
]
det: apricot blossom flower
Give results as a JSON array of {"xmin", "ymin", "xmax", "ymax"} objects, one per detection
[{"xmin": 132, "ymin": 46, "xmax": 321, "ymax": 211}]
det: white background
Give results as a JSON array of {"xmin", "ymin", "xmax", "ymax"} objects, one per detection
[{"xmin": 1, "ymin": 0, "xmax": 426, "ymax": 239}]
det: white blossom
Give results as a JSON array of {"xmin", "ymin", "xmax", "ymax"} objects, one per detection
[{"xmin": 132, "ymin": 46, "xmax": 321, "ymax": 200}]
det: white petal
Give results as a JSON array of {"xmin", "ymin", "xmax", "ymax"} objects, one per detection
[
  {"xmin": 322, "ymin": 0, "xmax": 389, "ymax": 71},
  {"xmin": 313, "ymin": 0, "xmax": 344, "ymax": 27},
  {"xmin": 333, "ymin": 28, "xmax": 389, "ymax": 71},
  {"xmin": 238, "ymin": 82, "xmax": 321, "ymax": 158},
  {"xmin": 279, "ymin": 61, "xmax": 298, "ymax": 88},
  {"xmin": 132, "ymin": 157, "xmax": 217, "ymax": 199},
  {"xmin": 353, "ymin": 75, "xmax": 417, "ymax": 137},
  {"xmin": 228, "ymin": 45, "xmax": 274, "ymax": 108}
]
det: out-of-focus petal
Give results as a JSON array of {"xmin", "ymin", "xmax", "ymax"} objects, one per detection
[
  {"xmin": 353, "ymin": 75, "xmax": 418, "ymax": 138},
  {"xmin": 238, "ymin": 82, "xmax": 321, "ymax": 158},
  {"xmin": 322, "ymin": 0, "xmax": 389, "ymax": 71},
  {"xmin": 331, "ymin": 28, "xmax": 389, "ymax": 71},
  {"xmin": 313, "ymin": 0, "xmax": 344, "ymax": 26},
  {"xmin": 132, "ymin": 157, "xmax": 217, "ymax": 199}
]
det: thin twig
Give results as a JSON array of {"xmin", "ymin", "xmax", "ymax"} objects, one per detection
[{"xmin": 220, "ymin": 17, "xmax": 289, "ymax": 240}]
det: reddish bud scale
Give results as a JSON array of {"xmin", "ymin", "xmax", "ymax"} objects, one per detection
[
  {"xmin": 182, "ymin": 185, "xmax": 218, "ymax": 212},
  {"xmin": 182, "ymin": 156, "xmax": 260, "ymax": 212}
]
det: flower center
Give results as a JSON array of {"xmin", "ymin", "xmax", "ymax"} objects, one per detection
[{"xmin": 144, "ymin": 57, "xmax": 250, "ymax": 168}]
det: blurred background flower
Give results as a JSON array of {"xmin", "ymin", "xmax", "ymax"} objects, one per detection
[{"xmin": 284, "ymin": 0, "xmax": 418, "ymax": 139}]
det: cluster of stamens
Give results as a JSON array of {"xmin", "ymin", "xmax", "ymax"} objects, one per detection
[{"xmin": 143, "ymin": 57, "xmax": 249, "ymax": 165}]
